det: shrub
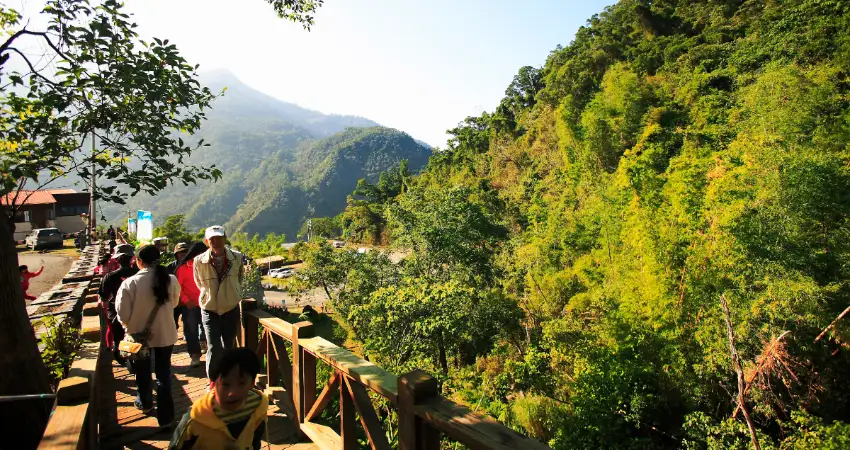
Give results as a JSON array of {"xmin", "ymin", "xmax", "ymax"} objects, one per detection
[{"xmin": 37, "ymin": 315, "xmax": 83, "ymax": 389}]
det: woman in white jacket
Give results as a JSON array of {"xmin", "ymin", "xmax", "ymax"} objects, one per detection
[{"xmin": 117, "ymin": 244, "xmax": 181, "ymax": 427}]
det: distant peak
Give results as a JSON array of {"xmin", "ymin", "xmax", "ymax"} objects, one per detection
[{"xmin": 199, "ymin": 69, "xmax": 244, "ymax": 88}]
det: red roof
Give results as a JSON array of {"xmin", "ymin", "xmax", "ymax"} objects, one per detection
[
  {"xmin": 1, "ymin": 190, "xmax": 57, "ymax": 206},
  {"xmin": 46, "ymin": 189, "xmax": 77, "ymax": 194}
]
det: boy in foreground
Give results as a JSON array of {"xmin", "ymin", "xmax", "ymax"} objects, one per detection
[{"xmin": 169, "ymin": 348, "xmax": 268, "ymax": 450}]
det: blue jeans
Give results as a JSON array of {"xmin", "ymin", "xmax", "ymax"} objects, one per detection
[
  {"xmin": 202, "ymin": 307, "xmax": 241, "ymax": 380},
  {"xmin": 182, "ymin": 307, "xmax": 204, "ymax": 356},
  {"xmin": 133, "ymin": 345, "xmax": 174, "ymax": 425}
]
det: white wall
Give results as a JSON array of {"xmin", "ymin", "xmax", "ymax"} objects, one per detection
[
  {"xmin": 54, "ymin": 216, "xmax": 85, "ymax": 234},
  {"xmin": 14, "ymin": 217, "xmax": 85, "ymax": 241},
  {"xmin": 13, "ymin": 222, "xmax": 33, "ymax": 241}
]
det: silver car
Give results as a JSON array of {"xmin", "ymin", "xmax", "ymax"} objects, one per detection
[{"xmin": 26, "ymin": 228, "xmax": 63, "ymax": 250}]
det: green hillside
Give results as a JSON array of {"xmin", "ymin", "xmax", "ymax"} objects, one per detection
[
  {"xmin": 228, "ymin": 126, "xmax": 431, "ymax": 238},
  {"xmin": 94, "ymin": 73, "xmax": 429, "ymax": 238},
  {"xmin": 305, "ymin": 1, "xmax": 850, "ymax": 448}
]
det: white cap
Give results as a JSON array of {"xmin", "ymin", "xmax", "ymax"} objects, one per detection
[{"xmin": 204, "ymin": 225, "xmax": 226, "ymax": 240}]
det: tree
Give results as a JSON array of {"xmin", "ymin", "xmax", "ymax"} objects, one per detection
[
  {"xmin": 153, "ymin": 214, "xmax": 194, "ymax": 246},
  {"xmin": 228, "ymin": 232, "xmax": 288, "ymax": 259},
  {"xmin": 387, "ymin": 185, "xmax": 507, "ymax": 286},
  {"xmin": 298, "ymin": 215, "xmax": 342, "ymax": 240},
  {"xmin": 297, "ymin": 241, "xmax": 355, "ymax": 302},
  {"xmin": 0, "ymin": 0, "xmax": 323, "ymax": 445},
  {"xmin": 266, "ymin": 0, "xmax": 324, "ymax": 29}
]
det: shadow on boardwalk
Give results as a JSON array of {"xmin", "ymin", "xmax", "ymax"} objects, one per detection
[{"xmin": 97, "ymin": 325, "xmax": 311, "ymax": 449}]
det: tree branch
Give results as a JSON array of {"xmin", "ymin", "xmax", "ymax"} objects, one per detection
[
  {"xmin": 720, "ymin": 294, "xmax": 761, "ymax": 450},
  {"xmin": 2, "ymin": 47, "xmax": 62, "ymax": 87},
  {"xmin": 815, "ymin": 305, "xmax": 850, "ymax": 343}
]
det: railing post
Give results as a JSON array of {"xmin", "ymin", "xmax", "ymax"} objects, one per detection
[
  {"xmin": 340, "ymin": 373, "xmax": 356, "ymax": 449},
  {"xmin": 241, "ymin": 299, "xmax": 259, "ymax": 352},
  {"xmin": 267, "ymin": 332, "xmax": 280, "ymax": 387},
  {"xmin": 292, "ymin": 321, "xmax": 315, "ymax": 426},
  {"xmin": 398, "ymin": 370, "xmax": 440, "ymax": 450}
]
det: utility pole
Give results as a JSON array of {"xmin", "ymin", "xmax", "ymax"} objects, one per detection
[
  {"xmin": 307, "ymin": 218, "xmax": 312, "ymax": 242},
  {"xmin": 89, "ymin": 132, "xmax": 96, "ymax": 245}
]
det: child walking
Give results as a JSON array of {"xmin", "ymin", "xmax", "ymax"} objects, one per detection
[{"xmin": 169, "ymin": 348, "xmax": 268, "ymax": 450}]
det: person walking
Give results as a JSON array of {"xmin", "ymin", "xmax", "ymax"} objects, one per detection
[
  {"xmin": 116, "ymin": 244, "xmax": 181, "ymax": 427},
  {"xmin": 175, "ymin": 242, "xmax": 208, "ymax": 367},
  {"xmin": 194, "ymin": 226, "xmax": 244, "ymax": 381},
  {"xmin": 99, "ymin": 253, "xmax": 138, "ymax": 365},
  {"xmin": 168, "ymin": 243, "xmax": 189, "ymax": 332},
  {"xmin": 107, "ymin": 225, "xmax": 116, "ymax": 241},
  {"xmin": 108, "ymin": 243, "xmax": 135, "ymax": 272},
  {"xmin": 20, "ymin": 264, "xmax": 44, "ymax": 302}
]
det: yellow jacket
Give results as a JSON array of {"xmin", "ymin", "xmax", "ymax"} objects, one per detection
[{"xmin": 169, "ymin": 389, "xmax": 268, "ymax": 450}]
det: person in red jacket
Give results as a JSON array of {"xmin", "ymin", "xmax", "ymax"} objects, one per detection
[
  {"xmin": 175, "ymin": 242, "xmax": 208, "ymax": 367},
  {"xmin": 20, "ymin": 264, "xmax": 44, "ymax": 301}
]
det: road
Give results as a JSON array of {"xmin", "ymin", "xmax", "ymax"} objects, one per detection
[
  {"xmin": 263, "ymin": 287, "xmax": 329, "ymax": 311},
  {"xmin": 18, "ymin": 254, "xmax": 74, "ymax": 299}
]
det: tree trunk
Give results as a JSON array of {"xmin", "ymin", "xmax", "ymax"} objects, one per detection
[
  {"xmin": 437, "ymin": 329, "xmax": 449, "ymax": 376},
  {"xmin": 0, "ymin": 214, "xmax": 53, "ymax": 448}
]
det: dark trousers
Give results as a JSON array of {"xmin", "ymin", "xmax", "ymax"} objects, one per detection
[
  {"xmin": 107, "ymin": 314, "xmax": 126, "ymax": 364},
  {"xmin": 111, "ymin": 320, "xmax": 126, "ymax": 361},
  {"xmin": 202, "ymin": 307, "xmax": 241, "ymax": 380},
  {"xmin": 133, "ymin": 345, "xmax": 175, "ymax": 426},
  {"xmin": 174, "ymin": 305, "xmax": 205, "ymax": 356},
  {"xmin": 182, "ymin": 307, "xmax": 203, "ymax": 356}
]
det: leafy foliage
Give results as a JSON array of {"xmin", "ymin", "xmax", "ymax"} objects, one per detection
[
  {"xmin": 0, "ymin": 0, "xmax": 221, "ymax": 205},
  {"xmin": 36, "ymin": 316, "xmax": 82, "ymax": 389},
  {"xmin": 297, "ymin": 0, "xmax": 850, "ymax": 447},
  {"xmin": 153, "ymin": 214, "xmax": 194, "ymax": 246},
  {"xmin": 229, "ymin": 232, "xmax": 288, "ymax": 259},
  {"xmin": 265, "ymin": 0, "xmax": 324, "ymax": 30}
]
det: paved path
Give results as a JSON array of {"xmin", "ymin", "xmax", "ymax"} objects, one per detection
[
  {"xmin": 263, "ymin": 287, "xmax": 328, "ymax": 311},
  {"xmin": 18, "ymin": 254, "xmax": 73, "ymax": 298}
]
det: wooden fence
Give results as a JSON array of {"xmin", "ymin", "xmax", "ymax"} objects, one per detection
[
  {"xmin": 34, "ymin": 244, "xmax": 106, "ymax": 450},
  {"xmin": 241, "ymin": 299, "xmax": 550, "ymax": 450},
  {"xmin": 34, "ymin": 265, "xmax": 552, "ymax": 449},
  {"xmin": 36, "ymin": 283, "xmax": 104, "ymax": 450}
]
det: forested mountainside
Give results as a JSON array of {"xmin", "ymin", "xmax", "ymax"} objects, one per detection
[
  {"xmin": 303, "ymin": 1, "xmax": 850, "ymax": 448},
  {"xmin": 226, "ymin": 126, "xmax": 431, "ymax": 238},
  {"xmin": 100, "ymin": 73, "xmax": 429, "ymax": 238}
]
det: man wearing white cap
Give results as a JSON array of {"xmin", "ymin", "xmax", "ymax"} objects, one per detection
[{"xmin": 193, "ymin": 225, "xmax": 245, "ymax": 380}]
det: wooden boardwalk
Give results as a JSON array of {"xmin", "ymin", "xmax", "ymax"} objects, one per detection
[{"xmin": 97, "ymin": 325, "xmax": 316, "ymax": 450}]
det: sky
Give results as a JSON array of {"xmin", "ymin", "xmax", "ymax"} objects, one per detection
[{"xmin": 119, "ymin": 0, "xmax": 614, "ymax": 147}]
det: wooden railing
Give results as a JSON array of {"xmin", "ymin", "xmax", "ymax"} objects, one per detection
[
  {"xmin": 241, "ymin": 299, "xmax": 551, "ymax": 450},
  {"xmin": 37, "ymin": 278, "xmax": 105, "ymax": 450},
  {"xmin": 35, "ymin": 287, "xmax": 550, "ymax": 449},
  {"xmin": 35, "ymin": 244, "xmax": 107, "ymax": 450}
]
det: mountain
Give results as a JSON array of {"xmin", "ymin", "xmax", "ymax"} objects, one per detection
[
  {"xmin": 228, "ymin": 127, "xmax": 431, "ymax": 238},
  {"xmin": 200, "ymin": 70, "xmax": 379, "ymax": 137},
  {"xmin": 95, "ymin": 72, "xmax": 430, "ymax": 239}
]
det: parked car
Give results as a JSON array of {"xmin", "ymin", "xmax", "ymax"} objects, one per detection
[
  {"xmin": 332, "ymin": 240, "xmax": 345, "ymax": 248},
  {"xmin": 269, "ymin": 268, "xmax": 294, "ymax": 279},
  {"xmin": 26, "ymin": 228, "xmax": 63, "ymax": 250}
]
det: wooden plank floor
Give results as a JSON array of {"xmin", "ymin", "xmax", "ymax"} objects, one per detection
[{"xmin": 98, "ymin": 325, "xmax": 316, "ymax": 449}]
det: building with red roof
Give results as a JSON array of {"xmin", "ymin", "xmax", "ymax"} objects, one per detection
[{"xmin": 3, "ymin": 189, "xmax": 91, "ymax": 240}]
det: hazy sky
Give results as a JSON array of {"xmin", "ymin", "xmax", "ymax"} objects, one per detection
[{"xmin": 119, "ymin": 1, "xmax": 615, "ymax": 147}]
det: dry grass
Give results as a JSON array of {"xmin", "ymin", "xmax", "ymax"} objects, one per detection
[{"xmin": 16, "ymin": 239, "xmax": 81, "ymax": 258}]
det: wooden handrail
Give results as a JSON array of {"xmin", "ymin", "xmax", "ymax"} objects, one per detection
[
  {"xmin": 240, "ymin": 299, "xmax": 552, "ymax": 450},
  {"xmin": 37, "ymin": 314, "xmax": 103, "ymax": 450},
  {"xmin": 36, "ymin": 259, "xmax": 106, "ymax": 450},
  {"xmin": 299, "ymin": 336, "xmax": 398, "ymax": 404}
]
